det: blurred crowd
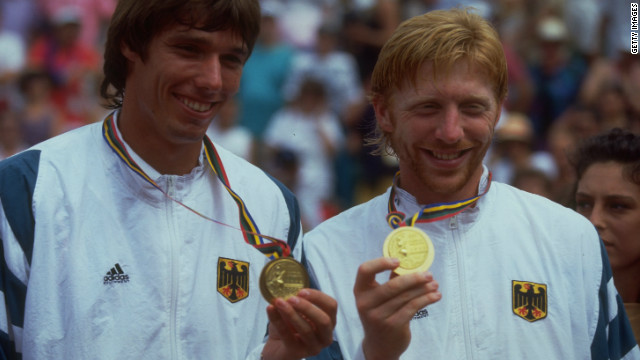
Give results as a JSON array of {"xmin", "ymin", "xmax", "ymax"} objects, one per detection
[{"xmin": 1, "ymin": 0, "xmax": 639, "ymax": 230}]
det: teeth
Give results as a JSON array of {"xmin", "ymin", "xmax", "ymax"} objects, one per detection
[
  {"xmin": 432, "ymin": 151, "xmax": 461, "ymax": 160},
  {"xmin": 181, "ymin": 97, "xmax": 213, "ymax": 112}
]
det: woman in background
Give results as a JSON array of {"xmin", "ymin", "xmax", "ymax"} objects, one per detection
[{"xmin": 571, "ymin": 128, "xmax": 640, "ymax": 343}]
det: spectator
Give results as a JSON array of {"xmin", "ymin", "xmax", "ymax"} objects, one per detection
[
  {"xmin": 0, "ymin": 7, "xmax": 26, "ymax": 109},
  {"xmin": 237, "ymin": 1, "xmax": 295, "ymax": 144},
  {"xmin": 207, "ymin": 97, "xmax": 256, "ymax": 163},
  {"xmin": 0, "ymin": 0, "xmax": 42, "ymax": 43},
  {"xmin": 487, "ymin": 111, "xmax": 557, "ymax": 185},
  {"xmin": 594, "ymin": 83, "xmax": 634, "ymax": 132},
  {"xmin": 27, "ymin": 5, "xmax": 101, "ymax": 130},
  {"xmin": 571, "ymin": 128, "xmax": 640, "ymax": 344},
  {"xmin": 283, "ymin": 23, "xmax": 364, "ymax": 125},
  {"xmin": 15, "ymin": 69, "xmax": 64, "ymax": 146},
  {"xmin": 527, "ymin": 15, "xmax": 588, "ymax": 149},
  {"xmin": 578, "ymin": 48, "xmax": 640, "ymax": 122},
  {"xmin": 0, "ymin": 109, "xmax": 27, "ymax": 160},
  {"xmin": 545, "ymin": 105, "xmax": 600, "ymax": 205},
  {"xmin": 37, "ymin": 0, "xmax": 116, "ymax": 47},
  {"xmin": 302, "ymin": 9, "xmax": 639, "ymax": 359},
  {"xmin": 342, "ymin": 0, "xmax": 400, "ymax": 84},
  {"xmin": 511, "ymin": 167, "xmax": 554, "ymax": 199},
  {"xmin": 265, "ymin": 78, "xmax": 345, "ymax": 230},
  {"xmin": 0, "ymin": 0, "xmax": 337, "ymax": 358}
]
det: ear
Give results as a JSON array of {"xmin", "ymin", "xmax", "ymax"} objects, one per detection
[
  {"xmin": 121, "ymin": 41, "xmax": 140, "ymax": 62},
  {"xmin": 493, "ymin": 100, "xmax": 506, "ymax": 130},
  {"xmin": 372, "ymin": 95, "xmax": 394, "ymax": 133}
]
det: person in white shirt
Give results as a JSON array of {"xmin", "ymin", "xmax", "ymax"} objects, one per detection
[
  {"xmin": 265, "ymin": 78, "xmax": 345, "ymax": 230},
  {"xmin": 0, "ymin": 1, "xmax": 336, "ymax": 359},
  {"xmin": 302, "ymin": 8, "xmax": 640, "ymax": 360}
]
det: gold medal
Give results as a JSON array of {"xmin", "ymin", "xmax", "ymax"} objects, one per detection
[
  {"xmin": 383, "ymin": 226, "xmax": 435, "ymax": 275},
  {"xmin": 259, "ymin": 257, "xmax": 310, "ymax": 303}
]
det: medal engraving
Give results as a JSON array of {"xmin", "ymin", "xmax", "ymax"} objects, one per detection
[
  {"xmin": 383, "ymin": 226, "xmax": 435, "ymax": 275},
  {"xmin": 259, "ymin": 257, "xmax": 310, "ymax": 303}
]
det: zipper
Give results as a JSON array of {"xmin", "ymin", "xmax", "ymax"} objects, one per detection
[
  {"xmin": 166, "ymin": 176, "xmax": 179, "ymax": 359},
  {"xmin": 450, "ymin": 216, "xmax": 473, "ymax": 359}
]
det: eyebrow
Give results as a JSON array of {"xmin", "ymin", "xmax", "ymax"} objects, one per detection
[
  {"xmin": 405, "ymin": 95, "xmax": 492, "ymax": 108},
  {"xmin": 604, "ymin": 194, "xmax": 637, "ymax": 202},
  {"xmin": 575, "ymin": 192, "xmax": 636, "ymax": 203},
  {"xmin": 166, "ymin": 32, "xmax": 249, "ymax": 59}
]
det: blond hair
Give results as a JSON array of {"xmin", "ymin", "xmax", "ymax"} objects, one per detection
[{"xmin": 367, "ymin": 8, "xmax": 508, "ymax": 155}]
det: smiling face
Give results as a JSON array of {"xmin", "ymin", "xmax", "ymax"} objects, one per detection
[
  {"xmin": 119, "ymin": 22, "xmax": 248, "ymax": 162},
  {"xmin": 575, "ymin": 161, "xmax": 640, "ymax": 272},
  {"xmin": 374, "ymin": 60, "xmax": 502, "ymax": 203}
]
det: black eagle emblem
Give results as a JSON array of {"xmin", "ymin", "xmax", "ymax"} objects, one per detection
[
  {"xmin": 512, "ymin": 280, "xmax": 547, "ymax": 322},
  {"xmin": 217, "ymin": 257, "xmax": 250, "ymax": 303}
]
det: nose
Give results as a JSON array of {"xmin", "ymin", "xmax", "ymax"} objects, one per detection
[
  {"xmin": 195, "ymin": 56, "xmax": 223, "ymax": 91},
  {"xmin": 588, "ymin": 204, "xmax": 606, "ymax": 232},
  {"xmin": 435, "ymin": 107, "xmax": 464, "ymax": 144}
]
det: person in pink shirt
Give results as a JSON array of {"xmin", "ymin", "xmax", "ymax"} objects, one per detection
[{"xmin": 38, "ymin": 0, "xmax": 116, "ymax": 47}]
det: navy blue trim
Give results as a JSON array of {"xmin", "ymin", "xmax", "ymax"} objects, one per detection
[
  {"xmin": 301, "ymin": 241, "xmax": 345, "ymax": 360},
  {"xmin": 0, "ymin": 330, "xmax": 19, "ymax": 359},
  {"xmin": 0, "ymin": 242, "xmax": 25, "ymax": 358},
  {"xmin": 307, "ymin": 341, "xmax": 344, "ymax": 360},
  {"xmin": 591, "ymin": 236, "xmax": 638, "ymax": 359},
  {"xmin": 0, "ymin": 150, "xmax": 40, "ymax": 359},
  {"xmin": 0, "ymin": 150, "xmax": 40, "ymax": 265},
  {"xmin": 267, "ymin": 174, "xmax": 344, "ymax": 360},
  {"xmin": 263, "ymin": 172, "xmax": 301, "ymax": 251}
]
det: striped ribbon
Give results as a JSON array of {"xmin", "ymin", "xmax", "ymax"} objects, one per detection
[
  {"xmin": 102, "ymin": 113, "xmax": 290, "ymax": 259},
  {"xmin": 386, "ymin": 172, "xmax": 492, "ymax": 229}
]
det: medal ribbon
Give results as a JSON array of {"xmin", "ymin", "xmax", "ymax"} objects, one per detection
[
  {"xmin": 386, "ymin": 172, "xmax": 492, "ymax": 229},
  {"xmin": 102, "ymin": 113, "xmax": 290, "ymax": 259}
]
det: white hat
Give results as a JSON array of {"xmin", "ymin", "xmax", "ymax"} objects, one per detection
[
  {"xmin": 52, "ymin": 5, "xmax": 81, "ymax": 25},
  {"xmin": 537, "ymin": 16, "xmax": 567, "ymax": 42}
]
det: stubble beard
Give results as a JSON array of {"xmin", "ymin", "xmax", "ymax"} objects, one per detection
[{"xmin": 395, "ymin": 139, "xmax": 490, "ymax": 199}]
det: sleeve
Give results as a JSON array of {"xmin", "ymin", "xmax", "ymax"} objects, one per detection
[
  {"xmin": 334, "ymin": 54, "xmax": 364, "ymax": 110},
  {"xmin": 590, "ymin": 238, "xmax": 640, "ymax": 359},
  {"xmin": 245, "ymin": 343, "xmax": 265, "ymax": 360},
  {"xmin": 301, "ymin": 238, "xmax": 345, "ymax": 360},
  {"xmin": 262, "ymin": 112, "xmax": 285, "ymax": 148},
  {"xmin": 263, "ymin": 170, "xmax": 302, "ymax": 256},
  {"xmin": 318, "ymin": 113, "xmax": 346, "ymax": 149},
  {"xmin": 0, "ymin": 150, "xmax": 41, "ymax": 359}
]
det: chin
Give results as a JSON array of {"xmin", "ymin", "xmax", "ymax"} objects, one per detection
[{"xmin": 420, "ymin": 174, "xmax": 468, "ymax": 196}]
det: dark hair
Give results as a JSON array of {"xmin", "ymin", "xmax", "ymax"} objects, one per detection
[
  {"xmin": 17, "ymin": 69, "xmax": 54, "ymax": 94},
  {"xmin": 571, "ymin": 128, "xmax": 640, "ymax": 185},
  {"xmin": 100, "ymin": 0, "xmax": 261, "ymax": 109},
  {"xmin": 298, "ymin": 78, "xmax": 327, "ymax": 100}
]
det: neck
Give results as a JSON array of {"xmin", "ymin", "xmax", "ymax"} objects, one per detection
[
  {"xmin": 613, "ymin": 265, "xmax": 640, "ymax": 303},
  {"xmin": 117, "ymin": 112, "xmax": 202, "ymax": 176},
  {"xmin": 398, "ymin": 167, "xmax": 484, "ymax": 206}
]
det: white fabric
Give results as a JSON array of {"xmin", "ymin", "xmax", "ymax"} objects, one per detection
[
  {"xmin": 0, "ymin": 113, "xmax": 301, "ymax": 359},
  {"xmin": 0, "ymin": 30, "xmax": 25, "ymax": 73},
  {"xmin": 303, "ymin": 167, "xmax": 628, "ymax": 359},
  {"xmin": 206, "ymin": 122, "xmax": 254, "ymax": 161},
  {"xmin": 283, "ymin": 51, "xmax": 363, "ymax": 117},
  {"xmin": 264, "ymin": 107, "xmax": 344, "ymax": 229}
]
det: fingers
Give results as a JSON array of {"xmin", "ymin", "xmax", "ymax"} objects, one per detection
[
  {"xmin": 371, "ymin": 275, "xmax": 441, "ymax": 323},
  {"xmin": 298, "ymin": 288, "xmax": 338, "ymax": 328},
  {"xmin": 355, "ymin": 258, "xmax": 437, "ymax": 311},
  {"xmin": 268, "ymin": 289, "xmax": 336, "ymax": 353},
  {"xmin": 353, "ymin": 257, "xmax": 400, "ymax": 293},
  {"xmin": 355, "ymin": 270, "xmax": 441, "ymax": 360}
]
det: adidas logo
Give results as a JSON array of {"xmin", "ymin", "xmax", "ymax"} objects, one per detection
[
  {"xmin": 412, "ymin": 308, "xmax": 429, "ymax": 320},
  {"xmin": 103, "ymin": 263, "xmax": 130, "ymax": 285}
]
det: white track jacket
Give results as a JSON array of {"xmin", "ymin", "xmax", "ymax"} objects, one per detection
[
  {"xmin": 0, "ymin": 113, "xmax": 302, "ymax": 359},
  {"xmin": 302, "ymin": 168, "xmax": 640, "ymax": 360}
]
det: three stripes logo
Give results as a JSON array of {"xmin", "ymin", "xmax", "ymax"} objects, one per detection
[{"xmin": 104, "ymin": 263, "xmax": 130, "ymax": 285}]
